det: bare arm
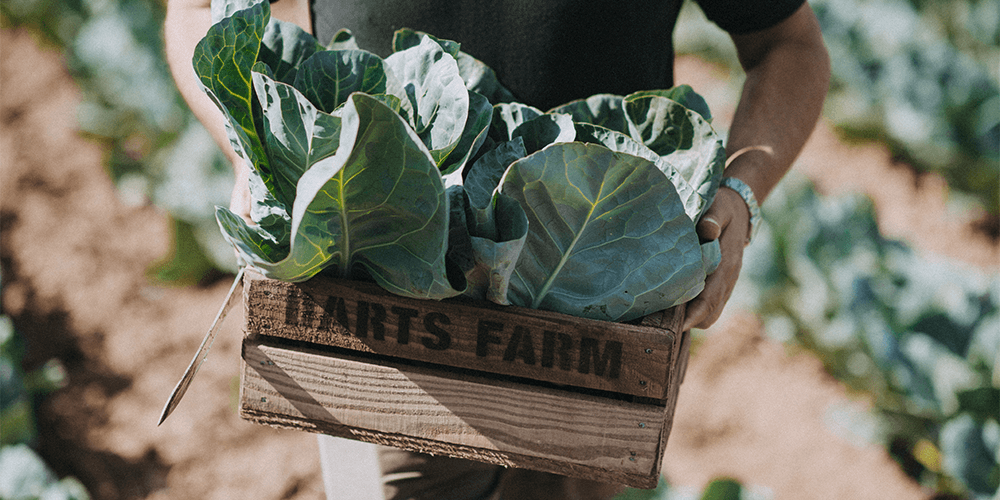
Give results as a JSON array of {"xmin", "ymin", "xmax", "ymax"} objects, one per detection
[
  {"xmin": 682, "ymin": 3, "xmax": 830, "ymax": 331},
  {"xmin": 163, "ymin": 0, "xmax": 311, "ymax": 219}
]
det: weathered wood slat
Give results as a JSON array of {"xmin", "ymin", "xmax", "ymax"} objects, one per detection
[
  {"xmin": 239, "ymin": 271, "xmax": 689, "ymax": 488},
  {"xmin": 244, "ymin": 270, "xmax": 682, "ymax": 399},
  {"xmin": 240, "ymin": 336, "xmax": 667, "ymax": 488}
]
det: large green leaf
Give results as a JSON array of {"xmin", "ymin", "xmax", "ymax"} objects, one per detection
[
  {"xmin": 258, "ymin": 18, "xmax": 324, "ymax": 84},
  {"xmin": 293, "ymin": 49, "xmax": 391, "ymax": 114},
  {"xmin": 192, "ymin": 0, "xmax": 268, "ymax": 181},
  {"xmin": 464, "ymin": 138, "xmax": 527, "ymax": 210},
  {"xmin": 391, "ymin": 28, "xmax": 516, "ymax": 104},
  {"xmin": 490, "ymin": 102, "xmax": 545, "ymax": 142},
  {"xmin": 391, "ymin": 28, "xmax": 461, "ymax": 58},
  {"xmin": 511, "ymin": 113, "xmax": 576, "ymax": 154},
  {"xmin": 384, "ymin": 36, "xmax": 469, "ymax": 166},
  {"xmin": 217, "ymin": 93, "xmax": 454, "ymax": 288},
  {"xmin": 624, "ymin": 92, "xmax": 701, "ymax": 156},
  {"xmin": 623, "ymin": 93, "xmax": 725, "ymax": 221},
  {"xmin": 467, "ymin": 194, "xmax": 529, "ymax": 305},
  {"xmin": 449, "ymin": 139, "xmax": 530, "ymax": 304},
  {"xmin": 252, "ymin": 67, "xmax": 341, "ymax": 206},
  {"xmin": 446, "ymin": 186, "xmax": 528, "ymax": 305},
  {"xmin": 549, "ymin": 94, "xmax": 627, "ymax": 132},
  {"xmin": 628, "ymin": 85, "xmax": 713, "ymax": 123},
  {"xmin": 573, "ymin": 123, "xmax": 703, "ymax": 222},
  {"xmin": 286, "ymin": 93, "xmax": 456, "ymax": 297},
  {"xmin": 215, "ymin": 205, "xmax": 289, "ymax": 267},
  {"xmin": 503, "ymin": 143, "xmax": 706, "ymax": 322},
  {"xmin": 438, "ymin": 90, "xmax": 493, "ymax": 176},
  {"xmin": 195, "ymin": 0, "xmax": 291, "ymax": 235}
]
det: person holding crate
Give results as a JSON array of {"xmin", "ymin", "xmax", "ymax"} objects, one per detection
[{"xmin": 164, "ymin": 0, "xmax": 829, "ymax": 498}]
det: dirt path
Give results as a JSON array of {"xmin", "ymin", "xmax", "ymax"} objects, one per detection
[
  {"xmin": 3, "ymin": 30, "xmax": 994, "ymax": 500},
  {"xmin": 1, "ymin": 29, "xmax": 324, "ymax": 500}
]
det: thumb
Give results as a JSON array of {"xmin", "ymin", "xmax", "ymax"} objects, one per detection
[
  {"xmin": 697, "ymin": 188, "xmax": 749, "ymax": 243},
  {"xmin": 696, "ymin": 213, "xmax": 724, "ymax": 242}
]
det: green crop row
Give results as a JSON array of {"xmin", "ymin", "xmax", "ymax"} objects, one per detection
[
  {"xmin": 676, "ymin": 0, "xmax": 999, "ymax": 216},
  {"xmin": 1, "ymin": 277, "xmax": 91, "ymax": 499},
  {"xmin": 2, "ymin": 0, "xmax": 238, "ymax": 282},
  {"xmin": 733, "ymin": 175, "xmax": 999, "ymax": 499}
]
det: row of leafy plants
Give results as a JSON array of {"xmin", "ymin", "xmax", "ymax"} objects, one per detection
[
  {"xmin": 732, "ymin": 174, "xmax": 999, "ymax": 499},
  {"xmin": 1, "ymin": 0, "xmax": 238, "ymax": 282},
  {"xmin": 0, "ymin": 275, "xmax": 91, "ymax": 500},
  {"xmin": 811, "ymin": 0, "xmax": 999, "ymax": 218},
  {"xmin": 676, "ymin": 0, "xmax": 999, "ymax": 217},
  {"xmin": 616, "ymin": 477, "xmax": 767, "ymax": 500}
]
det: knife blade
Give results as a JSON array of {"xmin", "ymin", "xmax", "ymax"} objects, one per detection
[{"xmin": 157, "ymin": 267, "xmax": 245, "ymax": 425}]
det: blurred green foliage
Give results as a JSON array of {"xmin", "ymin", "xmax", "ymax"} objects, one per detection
[
  {"xmin": 812, "ymin": 0, "xmax": 999, "ymax": 216},
  {"xmin": 736, "ymin": 175, "xmax": 999, "ymax": 499},
  {"xmin": 1, "ymin": 277, "xmax": 91, "ymax": 500},
  {"xmin": 677, "ymin": 0, "xmax": 1000, "ymax": 216},
  {"xmin": 0, "ymin": 444, "xmax": 91, "ymax": 500},
  {"xmin": 616, "ymin": 477, "xmax": 768, "ymax": 500},
  {"xmin": 1, "ymin": 0, "xmax": 238, "ymax": 285}
]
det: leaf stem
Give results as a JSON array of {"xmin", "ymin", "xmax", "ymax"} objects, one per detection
[
  {"xmin": 337, "ymin": 170, "xmax": 351, "ymax": 278},
  {"xmin": 531, "ymin": 203, "xmax": 596, "ymax": 309}
]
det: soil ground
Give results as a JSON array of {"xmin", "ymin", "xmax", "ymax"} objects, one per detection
[{"xmin": 2, "ymin": 27, "xmax": 997, "ymax": 500}]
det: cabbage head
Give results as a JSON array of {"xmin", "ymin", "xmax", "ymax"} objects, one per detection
[{"xmin": 197, "ymin": 0, "xmax": 725, "ymax": 320}]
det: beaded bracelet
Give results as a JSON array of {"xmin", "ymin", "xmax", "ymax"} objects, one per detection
[{"xmin": 719, "ymin": 177, "xmax": 761, "ymax": 245}]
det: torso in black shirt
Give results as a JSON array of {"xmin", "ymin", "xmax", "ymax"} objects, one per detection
[{"xmin": 308, "ymin": 0, "xmax": 804, "ymax": 110}]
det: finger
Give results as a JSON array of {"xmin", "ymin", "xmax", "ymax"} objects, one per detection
[
  {"xmin": 682, "ymin": 295, "xmax": 712, "ymax": 332},
  {"xmin": 682, "ymin": 254, "xmax": 742, "ymax": 331},
  {"xmin": 682, "ymin": 208, "xmax": 748, "ymax": 331},
  {"xmin": 687, "ymin": 257, "xmax": 741, "ymax": 330}
]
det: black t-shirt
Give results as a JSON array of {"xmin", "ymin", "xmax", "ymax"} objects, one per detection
[{"xmin": 310, "ymin": 0, "xmax": 804, "ymax": 110}]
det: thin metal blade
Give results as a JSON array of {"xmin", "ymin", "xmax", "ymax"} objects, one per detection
[{"xmin": 157, "ymin": 267, "xmax": 245, "ymax": 425}]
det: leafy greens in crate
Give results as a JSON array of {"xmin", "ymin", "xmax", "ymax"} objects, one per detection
[{"xmin": 198, "ymin": 0, "xmax": 725, "ymax": 322}]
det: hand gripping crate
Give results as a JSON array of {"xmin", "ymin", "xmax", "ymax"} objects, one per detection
[{"xmin": 238, "ymin": 270, "xmax": 690, "ymax": 489}]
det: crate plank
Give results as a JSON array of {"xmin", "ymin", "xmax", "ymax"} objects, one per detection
[
  {"xmin": 244, "ymin": 271, "xmax": 682, "ymax": 399},
  {"xmin": 240, "ymin": 336, "xmax": 667, "ymax": 488}
]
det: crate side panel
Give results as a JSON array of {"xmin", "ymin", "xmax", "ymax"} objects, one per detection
[
  {"xmin": 244, "ymin": 271, "xmax": 677, "ymax": 399},
  {"xmin": 239, "ymin": 406, "xmax": 660, "ymax": 489},
  {"xmin": 240, "ymin": 338, "xmax": 665, "ymax": 483}
]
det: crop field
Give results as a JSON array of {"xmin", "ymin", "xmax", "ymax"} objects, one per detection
[{"xmin": 1, "ymin": 1, "xmax": 997, "ymax": 499}]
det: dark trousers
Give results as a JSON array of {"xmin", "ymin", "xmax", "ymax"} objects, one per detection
[{"xmin": 378, "ymin": 446, "xmax": 627, "ymax": 500}]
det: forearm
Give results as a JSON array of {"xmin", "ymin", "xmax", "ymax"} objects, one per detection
[
  {"xmin": 164, "ymin": 0, "xmax": 312, "ymax": 219},
  {"xmin": 163, "ymin": 0, "xmax": 312, "ymax": 169},
  {"xmin": 724, "ymin": 4, "xmax": 831, "ymax": 205},
  {"xmin": 164, "ymin": 0, "xmax": 245, "ymax": 171},
  {"xmin": 681, "ymin": 4, "xmax": 828, "ymax": 330}
]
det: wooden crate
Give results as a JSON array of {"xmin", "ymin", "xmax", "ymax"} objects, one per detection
[{"xmin": 238, "ymin": 270, "xmax": 690, "ymax": 489}]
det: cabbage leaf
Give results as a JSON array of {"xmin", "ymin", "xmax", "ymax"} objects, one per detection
[{"xmin": 500, "ymin": 143, "xmax": 706, "ymax": 321}]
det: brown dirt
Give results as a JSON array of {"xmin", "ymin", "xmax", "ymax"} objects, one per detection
[{"xmin": 2, "ymin": 30, "xmax": 995, "ymax": 500}]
